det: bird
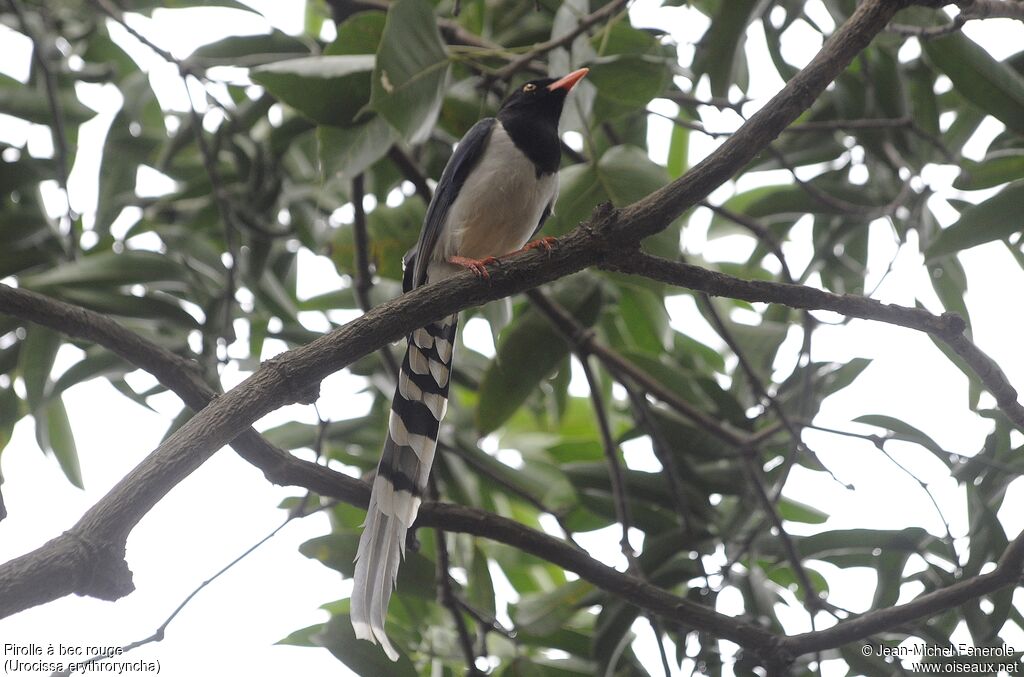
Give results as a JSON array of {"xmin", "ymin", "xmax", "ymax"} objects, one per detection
[{"xmin": 351, "ymin": 67, "xmax": 589, "ymax": 660}]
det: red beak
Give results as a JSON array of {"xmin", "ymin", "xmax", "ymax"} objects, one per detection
[{"xmin": 547, "ymin": 68, "xmax": 589, "ymax": 92}]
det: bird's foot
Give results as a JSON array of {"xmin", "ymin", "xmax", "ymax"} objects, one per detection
[
  {"xmin": 448, "ymin": 255, "xmax": 499, "ymax": 280},
  {"xmin": 520, "ymin": 236, "xmax": 558, "ymax": 255}
]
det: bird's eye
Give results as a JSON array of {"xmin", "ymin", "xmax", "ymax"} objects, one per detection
[{"xmin": 523, "ymin": 83, "xmax": 537, "ymax": 92}]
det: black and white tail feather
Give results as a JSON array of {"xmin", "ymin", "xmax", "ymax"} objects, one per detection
[{"xmin": 351, "ymin": 312, "xmax": 457, "ymax": 660}]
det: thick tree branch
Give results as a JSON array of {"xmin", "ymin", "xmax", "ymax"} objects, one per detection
[{"xmin": 781, "ymin": 532, "xmax": 1024, "ymax": 656}]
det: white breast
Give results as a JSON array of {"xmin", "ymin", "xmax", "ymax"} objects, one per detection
[{"xmin": 431, "ymin": 122, "xmax": 558, "ymax": 276}]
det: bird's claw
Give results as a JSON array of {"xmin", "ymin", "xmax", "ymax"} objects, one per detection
[
  {"xmin": 449, "ymin": 255, "xmax": 499, "ymax": 280},
  {"xmin": 522, "ymin": 236, "xmax": 558, "ymax": 255}
]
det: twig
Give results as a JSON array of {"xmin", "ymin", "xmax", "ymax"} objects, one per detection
[
  {"xmin": 455, "ymin": 595, "xmax": 515, "ymax": 639},
  {"xmin": 440, "ymin": 440, "xmax": 578, "ymax": 545},
  {"xmin": 699, "ymin": 201, "xmax": 795, "ymax": 283},
  {"xmin": 580, "ymin": 353, "xmax": 637, "ymax": 567},
  {"xmin": 766, "ymin": 145, "xmax": 910, "ymax": 218},
  {"xmin": 7, "ymin": 0, "xmax": 76, "ymax": 258},
  {"xmin": 623, "ymin": 386, "xmax": 693, "ymax": 532},
  {"xmin": 492, "ymin": 0, "xmax": 628, "ymax": 81},
  {"xmin": 524, "ymin": 287, "xmax": 749, "ymax": 448},
  {"xmin": 802, "ymin": 420, "xmax": 1023, "ymax": 475},
  {"xmin": 387, "ymin": 146, "xmax": 433, "ymax": 204},
  {"xmin": 50, "ymin": 509, "xmax": 314, "ymax": 677},
  {"xmin": 429, "ymin": 481, "xmax": 481, "ymax": 675},
  {"xmin": 91, "ymin": 0, "xmax": 181, "ymax": 67},
  {"xmin": 662, "ymin": 90, "xmax": 750, "ymax": 113},
  {"xmin": 781, "ymin": 532, "xmax": 1024, "ymax": 656},
  {"xmin": 739, "ymin": 450, "xmax": 822, "ymax": 610},
  {"xmin": 349, "ymin": 175, "xmax": 402, "ymax": 378},
  {"xmin": 648, "ymin": 108, "xmax": 732, "ymax": 139},
  {"xmin": 180, "ymin": 80, "xmax": 239, "ymax": 359},
  {"xmin": 786, "ymin": 116, "xmax": 914, "ymax": 132},
  {"xmin": 887, "ymin": 16, "xmax": 967, "ymax": 38},
  {"xmin": 693, "ymin": 291, "xmax": 841, "ymax": 608},
  {"xmin": 351, "ymin": 175, "xmax": 374, "ymax": 311},
  {"xmin": 603, "ymin": 251, "xmax": 1024, "ymax": 430},
  {"xmin": 871, "ymin": 440, "xmax": 961, "ymax": 570}
]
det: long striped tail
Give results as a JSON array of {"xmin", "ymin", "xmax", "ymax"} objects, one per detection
[{"xmin": 352, "ymin": 313, "xmax": 458, "ymax": 660}]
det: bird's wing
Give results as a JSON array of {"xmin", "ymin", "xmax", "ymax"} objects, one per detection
[
  {"xmin": 530, "ymin": 196, "xmax": 556, "ymax": 240},
  {"xmin": 410, "ymin": 117, "xmax": 497, "ymax": 288}
]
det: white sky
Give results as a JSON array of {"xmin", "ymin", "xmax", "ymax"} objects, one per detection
[{"xmin": 1, "ymin": 1, "xmax": 1023, "ymax": 676}]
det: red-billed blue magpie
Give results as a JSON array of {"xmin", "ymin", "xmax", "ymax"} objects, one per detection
[{"xmin": 352, "ymin": 68, "xmax": 589, "ymax": 659}]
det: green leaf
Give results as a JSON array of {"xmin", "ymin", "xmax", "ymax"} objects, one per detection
[
  {"xmin": 327, "ymin": 11, "xmax": 387, "ymax": 56},
  {"xmin": 314, "ymin": 614, "xmax": 417, "ymax": 675},
  {"xmin": 300, "ymin": 532, "xmax": 436, "ymax": 597},
  {"xmin": 20, "ymin": 251, "xmax": 192, "ymax": 290},
  {"xmin": 94, "ymin": 81, "xmax": 162, "ymax": 235},
  {"xmin": 854, "ymin": 414, "xmax": 950, "ymax": 465},
  {"xmin": 926, "ymin": 180, "xmax": 1024, "ymax": 258},
  {"xmin": 51, "ymin": 287, "xmax": 199, "ymax": 328},
  {"xmin": 467, "ymin": 546, "xmax": 497, "ymax": 617},
  {"xmin": 547, "ymin": 146, "xmax": 670, "ymax": 252},
  {"xmin": 252, "ymin": 55, "xmax": 375, "ymax": 127},
  {"xmin": 318, "ymin": 115, "xmax": 397, "ymax": 181},
  {"xmin": 369, "ymin": 0, "xmax": 450, "ymax": 144},
  {"xmin": 476, "ymin": 275, "xmax": 603, "ymax": 434},
  {"xmin": 189, "ymin": 30, "xmax": 310, "ymax": 65},
  {"xmin": 276, "ymin": 623, "xmax": 324, "ymax": 648},
  {"xmin": 588, "ymin": 55, "xmax": 672, "ymax": 122},
  {"xmin": 35, "ymin": 397, "xmax": 83, "ymax": 488},
  {"xmin": 331, "ymin": 199, "xmax": 424, "ymax": 282},
  {"xmin": 0, "ymin": 74, "xmax": 97, "ymax": 126},
  {"xmin": 130, "ymin": 0, "xmax": 254, "ymax": 12},
  {"xmin": 871, "ymin": 550, "xmax": 908, "ymax": 608},
  {"xmin": 692, "ymin": 0, "xmax": 759, "ymax": 97},
  {"xmin": 666, "ymin": 118, "xmax": 689, "ymax": 179},
  {"xmin": 510, "ymin": 580, "xmax": 593, "ymax": 635},
  {"xmin": 615, "ymin": 283, "xmax": 670, "ymax": 354},
  {"xmin": 0, "ymin": 386, "xmax": 25, "ymax": 456},
  {"xmin": 51, "ymin": 350, "xmax": 131, "ymax": 399},
  {"xmin": 923, "ymin": 33, "xmax": 1024, "ymax": 135},
  {"xmin": 19, "ymin": 324, "xmax": 61, "ymax": 412},
  {"xmin": 777, "ymin": 497, "xmax": 828, "ymax": 524},
  {"xmin": 926, "ymin": 251, "xmax": 972, "ymax": 338},
  {"xmin": 764, "ymin": 561, "xmax": 830, "ymax": 601},
  {"xmin": 954, "ymin": 151, "xmax": 1024, "ymax": 191}
]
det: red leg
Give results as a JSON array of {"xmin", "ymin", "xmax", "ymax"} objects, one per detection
[
  {"xmin": 520, "ymin": 236, "xmax": 558, "ymax": 254},
  {"xmin": 448, "ymin": 255, "xmax": 499, "ymax": 280}
]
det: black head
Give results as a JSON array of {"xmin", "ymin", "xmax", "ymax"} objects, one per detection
[
  {"xmin": 498, "ymin": 68, "xmax": 589, "ymax": 123},
  {"xmin": 497, "ymin": 68, "xmax": 588, "ymax": 174}
]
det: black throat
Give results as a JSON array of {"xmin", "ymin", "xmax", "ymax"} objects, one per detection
[{"xmin": 497, "ymin": 111, "xmax": 562, "ymax": 177}]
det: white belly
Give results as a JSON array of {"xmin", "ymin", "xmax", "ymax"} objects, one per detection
[{"xmin": 431, "ymin": 122, "xmax": 558, "ymax": 278}]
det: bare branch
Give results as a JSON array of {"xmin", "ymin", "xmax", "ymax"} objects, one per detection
[{"xmin": 603, "ymin": 250, "xmax": 1024, "ymax": 429}]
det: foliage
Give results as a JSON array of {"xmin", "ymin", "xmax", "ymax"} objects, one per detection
[{"xmin": 1, "ymin": 0, "xmax": 1023, "ymax": 675}]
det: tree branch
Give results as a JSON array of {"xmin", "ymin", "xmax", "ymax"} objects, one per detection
[{"xmin": 603, "ymin": 250, "xmax": 1024, "ymax": 429}]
